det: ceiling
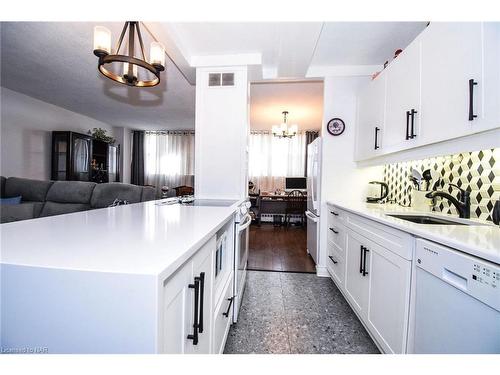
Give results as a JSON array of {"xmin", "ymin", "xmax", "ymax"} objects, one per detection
[
  {"xmin": 0, "ymin": 22, "xmax": 196, "ymax": 130},
  {"xmin": 310, "ymin": 22, "xmax": 428, "ymax": 66},
  {"xmin": 1, "ymin": 22, "xmax": 428, "ymax": 131},
  {"xmin": 250, "ymin": 82, "xmax": 323, "ymax": 131},
  {"xmin": 164, "ymin": 22, "xmax": 428, "ymax": 79}
]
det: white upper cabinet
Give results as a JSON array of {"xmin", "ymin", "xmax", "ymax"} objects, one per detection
[
  {"xmin": 419, "ymin": 22, "xmax": 483, "ymax": 144},
  {"xmin": 480, "ymin": 22, "xmax": 500, "ymax": 132},
  {"xmin": 355, "ymin": 22, "xmax": 500, "ymax": 162},
  {"xmin": 355, "ymin": 73, "xmax": 386, "ymax": 160},
  {"xmin": 384, "ymin": 39, "xmax": 421, "ymax": 153}
]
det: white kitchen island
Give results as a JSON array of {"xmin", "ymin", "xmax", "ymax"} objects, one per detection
[{"xmin": 0, "ymin": 200, "xmax": 238, "ymax": 354}]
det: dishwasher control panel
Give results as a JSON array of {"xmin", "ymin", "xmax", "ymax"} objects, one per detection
[
  {"xmin": 472, "ymin": 263, "xmax": 499, "ymax": 289},
  {"xmin": 416, "ymin": 239, "xmax": 500, "ymax": 312}
]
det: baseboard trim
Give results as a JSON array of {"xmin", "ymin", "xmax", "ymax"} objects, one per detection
[{"xmin": 315, "ymin": 266, "xmax": 330, "ymax": 278}]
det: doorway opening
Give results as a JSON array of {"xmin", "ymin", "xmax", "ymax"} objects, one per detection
[{"xmin": 247, "ymin": 80, "xmax": 323, "ymax": 273}]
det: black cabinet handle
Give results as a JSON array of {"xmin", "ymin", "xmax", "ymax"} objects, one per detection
[
  {"xmin": 222, "ymin": 297, "xmax": 234, "ymax": 318},
  {"xmin": 410, "ymin": 109, "xmax": 418, "ymax": 139},
  {"xmin": 328, "ymin": 255, "xmax": 338, "ymax": 264},
  {"xmin": 198, "ymin": 272, "xmax": 205, "ymax": 333},
  {"xmin": 329, "ymin": 227, "xmax": 338, "ymax": 234},
  {"xmin": 359, "ymin": 245, "xmax": 364, "ymax": 274},
  {"xmin": 468, "ymin": 79, "xmax": 478, "ymax": 121},
  {"xmin": 362, "ymin": 247, "xmax": 370, "ymax": 277},
  {"xmin": 330, "ymin": 211, "xmax": 339, "ymax": 216},
  {"xmin": 405, "ymin": 111, "xmax": 411, "ymax": 140},
  {"xmin": 187, "ymin": 277, "xmax": 200, "ymax": 345},
  {"xmin": 374, "ymin": 127, "xmax": 380, "ymax": 150}
]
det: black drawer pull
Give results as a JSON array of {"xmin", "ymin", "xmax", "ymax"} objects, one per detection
[
  {"xmin": 187, "ymin": 277, "xmax": 200, "ymax": 345},
  {"xmin": 468, "ymin": 79, "xmax": 478, "ymax": 121},
  {"xmin": 410, "ymin": 109, "xmax": 418, "ymax": 139},
  {"xmin": 222, "ymin": 297, "xmax": 234, "ymax": 318},
  {"xmin": 362, "ymin": 247, "xmax": 370, "ymax": 277},
  {"xmin": 329, "ymin": 227, "xmax": 339, "ymax": 234},
  {"xmin": 359, "ymin": 245, "xmax": 364, "ymax": 274},
  {"xmin": 374, "ymin": 127, "xmax": 380, "ymax": 150},
  {"xmin": 328, "ymin": 255, "xmax": 338, "ymax": 264},
  {"xmin": 330, "ymin": 211, "xmax": 339, "ymax": 216},
  {"xmin": 198, "ymin": 272, "xmax": 205, "ymax": 333},
  {"xmin": 405, "ymin": 111, "xmax": 411, "ymax": 140}
]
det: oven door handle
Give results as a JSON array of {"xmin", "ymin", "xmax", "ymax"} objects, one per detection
[{"xmin": 238, "ymin": 214, "xmax": 252, "ymax": 232}]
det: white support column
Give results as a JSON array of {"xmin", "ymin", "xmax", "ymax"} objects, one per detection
[{"xmin": 194, "ymin": 66, "xmax": 249, "ymax": 200}]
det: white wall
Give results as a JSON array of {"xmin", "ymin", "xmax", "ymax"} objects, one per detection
[
  {"xmin": 317, "ymin": 76, "xmax": 384, "ymax": 276},
  {"xmin": 0, "ymin": 88, "xmax": 117, "ymax": 180},
  {"xmin": 194, "ymin": 67, "xmax": 249, "ymax": 200}
]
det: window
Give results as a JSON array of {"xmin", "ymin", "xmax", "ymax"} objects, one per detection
[
  {"xmin": 144, "ymin": 131, "xmax": 195, "ymax": 194},
  {"xmin": 248, "ymin": 131, "xmax": 306, "ymax": 193}
]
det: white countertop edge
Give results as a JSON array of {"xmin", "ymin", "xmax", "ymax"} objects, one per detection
[
  {"xmin": 156, "ymin": 211, "xmax": 235, "ymax": 282},
  {"xmin": 1, "ymin": 202, "xmax": 239, "ymax": 279},
  {"xmin": 327, "ymin": 200, "xmax": 500, "ymax": 265}
]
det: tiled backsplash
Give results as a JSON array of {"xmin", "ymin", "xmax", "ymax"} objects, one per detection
[{"xmin": 383, "ymin": 148, "xmax": 500, "ymax": 221}]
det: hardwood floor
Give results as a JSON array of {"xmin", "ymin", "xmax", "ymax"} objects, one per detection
[{"xmin": 248, "ymin": 223, "xmax": 316, "ymax": 273}]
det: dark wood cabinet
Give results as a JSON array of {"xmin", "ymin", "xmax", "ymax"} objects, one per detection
[{"xmin": 51, "ymin": 131, "xmax": 120, "ymax": 183}]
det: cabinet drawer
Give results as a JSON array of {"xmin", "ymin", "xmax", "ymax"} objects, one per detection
[
  {"xmin": 327, "ymin": 205, "xmax": 347, "ymax": 225},
  {"xmin": 327, "ymin": 223, "xmax": 345, "ymax": 251},
  {"xmin": 347, "ymin": 213, "xmax": 413, "ymax": 260},
  {"xmin": 213, "ymin": 274, "xmax": 234, "ymax": 354},
  {"xmin": 326, "ymin": 240, "xmax": 345, "ymax": 288}
]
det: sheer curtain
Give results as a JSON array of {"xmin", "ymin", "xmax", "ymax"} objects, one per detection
[
  {"xmin": 248, "ymin": 131, "xmax": 306, "ymax": 193},
  {"xmin": 144, "ymin": 131, "xmax": 195, "ymax": 195}
]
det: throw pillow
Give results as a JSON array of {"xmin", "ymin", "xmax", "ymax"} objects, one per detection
[{"xmin": 1, "ymin": 196, "xmax": 22, "ymax": 205}]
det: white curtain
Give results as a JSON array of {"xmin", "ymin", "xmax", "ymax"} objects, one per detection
[
  {"xmin": 248, "ymin": 131, "xmax": 306, "ymax": 193},
  {"xmin": 144, "ymin": 131, "xmax": 195, "ymax": 195}
]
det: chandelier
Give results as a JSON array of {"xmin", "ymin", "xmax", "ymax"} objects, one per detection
[
  {"xmin": 93, "ymin": 22, "xmax": 165, "ymax": 88},
  {"xmin": 272, "ymin": 111, "xmax": 298, "ymax": 138}
]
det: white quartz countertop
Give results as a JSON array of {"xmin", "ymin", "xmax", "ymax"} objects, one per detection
[
  {"xmin": 327, "ymin": 200, "xmax": 500, "ymax": 265},
  {"xmin": 0, "ymin": 200, "xmax": 238, "ymax": 278}
]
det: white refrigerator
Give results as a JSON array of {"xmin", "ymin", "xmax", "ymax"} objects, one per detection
[{"xmin": 305, "ymin": 137, "xmax": 321, "ymax": 264}]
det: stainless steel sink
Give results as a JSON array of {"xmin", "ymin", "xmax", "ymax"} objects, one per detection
[{"xmin": 386, "ymin": 214, "xmax": 488, "ymax": 226}]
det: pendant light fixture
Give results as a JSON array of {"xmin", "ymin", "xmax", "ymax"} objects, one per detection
[
  {"xmin": 93, "ymin": 22, "xmax": 165, "ymax": 88},
  {"xmin": 272, "ymin": 111, "xmax": 298, "ymax": 138}
]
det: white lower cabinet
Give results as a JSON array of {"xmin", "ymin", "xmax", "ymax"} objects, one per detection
[
  {"xmin": 162, "ymin": 257, "xmax": 194, "ymax": 353},
  {"xmin": 364, "ymin": 237, "xmax": 412, "ymax": 354},
  {"xmin": 161, "ymin": 226, "xmax": 237, "ymax": 354},
  {"xmin": 344, "ymin": 231, "xmax": 369, "ymax": 314},
  {"xmin": 344, "ymin": 228, "xmax": 412, "ymax": 353},
  {"xmin": 327, "ymin": 204, "xmax": 413, "ymax": 354},
  {"xmin": 326, "ymin": 240, "xmax": 345, "ymax": 288},
  {"xmin": 213, "ymin": 275, "xmax": 234, "ymax": 354},
  {"xmin": 162, "ymin": 236, "xmax": 215, "ymax": 354}
]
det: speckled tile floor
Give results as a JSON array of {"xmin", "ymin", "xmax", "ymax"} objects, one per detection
[{"xmin": 223, "ymin": 271, "xmax": 380, "ymax": 354}]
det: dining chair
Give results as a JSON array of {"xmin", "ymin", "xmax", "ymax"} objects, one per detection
[{"xmin": 285, "ymin": 189, "xmax": 305, "ymax": 227}]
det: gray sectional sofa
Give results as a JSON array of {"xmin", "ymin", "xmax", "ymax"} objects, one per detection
[{"xmin": 0, "ymin": 176, "xmax": 156, "ymax": 223}]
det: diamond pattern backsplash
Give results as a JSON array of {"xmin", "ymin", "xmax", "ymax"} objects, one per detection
[{"xmin": 383, "ymin": 148, "xmax": 500, "ymax": 221}]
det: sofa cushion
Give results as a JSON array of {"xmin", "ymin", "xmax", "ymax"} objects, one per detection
[
  {"xmin": 0, "ymin": 176, "xmax": 6, "ymax": 197},
  {"xmin": 39, "ymin": 202, "xmax": 90, "ymax": 218},
  {"xmin": 46, "ymin": 181, "xmax": 96, "ymax": 204},
  {"xmin": 1, "ymin": 196, "xmax": 22, "ymax": 205},
  {"xmin": 5, "ymin": 177, "xmax": 53, "ymax": 202},
  {"xmin": 1, "ymin": 202, "xmax": 39, "ymax": 223},
  {"xmin": 90, "ymin": 183, "xmax": 143, "ymax": 209},
  {"xmin": 141, "ymin": 186, "xmax": 156, "ymax": 202}
]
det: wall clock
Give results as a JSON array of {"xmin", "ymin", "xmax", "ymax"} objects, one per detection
[{"xmin": 327, "ymin": 118, "xmax": 345, "ymax": 136}]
